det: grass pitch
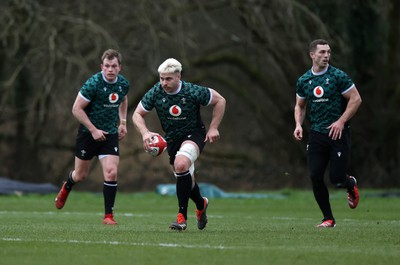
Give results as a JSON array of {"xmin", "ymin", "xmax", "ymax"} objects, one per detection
[{"xmin": 1, "ymin": 189, "xmax": 399, "ymax": 265}]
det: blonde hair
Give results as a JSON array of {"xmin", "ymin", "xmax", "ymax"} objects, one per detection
[{"xmin": 158, "ymin": 58, "xmax": 182, "ymax": 74}]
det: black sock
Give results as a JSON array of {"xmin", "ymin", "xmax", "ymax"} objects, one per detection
[
  {"xmin": 65, "ymin": 171, "xmax": 75, "ymax": 191},
  {"xmin": 176, "ymin": 171, "xmax": 192, "ymax": 220},
  {"xmin": 190, "ymin": 183, "xmax": 204, "ymax": 210},
  {"xmin": 346, "ymin": 175, "xmax": 356, "ymax": 191},
  {"xmin": 103, "ymin": 181, "xmax": 117, "ymax": 215}
]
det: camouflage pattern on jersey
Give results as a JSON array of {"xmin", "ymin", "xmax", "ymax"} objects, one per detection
[
  {"xmin": 141, "ymin": 81, "xmax": 211, "ymax": 142},
  {"xmin": 79, "ymin": 72, "xmax": 129, "ymax": 134},
  {"xmin": 296, "ymin": 65, "xmax": 354, "ymax": 134}
]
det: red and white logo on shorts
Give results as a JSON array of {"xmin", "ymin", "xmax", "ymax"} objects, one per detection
[
  {"xmin": 109, "ymin": 93, "xmax": 119, "ymax": 103},
  {"xmin": 169, "ymin": 105, "xmax": 182, "ymax": 117},
  {"xmin": 313, "ymin": 86, "xmax": 324, "ymax": 98}
]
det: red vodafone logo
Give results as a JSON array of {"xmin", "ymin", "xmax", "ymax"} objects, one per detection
[
  {"xmin": 109, "ymin": 93, "xmax": 119, "ymax": 103},
  {"xmin": 169, "ymin": 105, "xmax": 182, "ymax": 117},
  {"xmin": 313, "ymin": 86, "xmax": 324, "ymax": 98}
]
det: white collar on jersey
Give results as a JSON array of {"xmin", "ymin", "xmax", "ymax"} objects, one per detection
[
  {"xmin": 101, "ymin": 71, "xmax": 118, "ymax": 84},
  {"xmin": 311, "ymin": 64, "xmax": 329, "ymax": 76},
  {"xmin": 165, "ymin": 81, "xmax": 182, "ymax": 95}
]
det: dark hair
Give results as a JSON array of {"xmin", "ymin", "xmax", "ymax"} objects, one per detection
[
  {"xmin": 309, "ymin": 39, "xmax": 329, "ymax": 52},
  {"xmin": 101, "ymin": 49, "xmax": 122, "ymax": 64}
]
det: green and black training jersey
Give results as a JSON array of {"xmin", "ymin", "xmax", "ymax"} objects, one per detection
[
  {"xmin": 296, "ymin": 65, "xmax": 354, "ymax": 134},
  {"xmin": 79, "ymin": 72, "xmax": 129, "ymax": 134},
  {"xmin": 140, "ymin": 81, "xmax": 212, "ymax": 143}
]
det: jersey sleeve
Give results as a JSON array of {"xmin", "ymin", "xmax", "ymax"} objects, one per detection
[
  {"xmin": 140, "ymin": 86, "xmax": 156, "ymax": 111},
  {"xmin": 193, "ymin": 84, "xmax": 212, "ymax": 106},
  {"xmin": 80, "ymin": 76, "xmax": 97, "ymax": 101},
  {"xmin": 336, "ymin": 69, "xmax": 354, "ymax": 93},
  {"xmin": 295, "ymin": 78, "xmax": 306, "ymax": 98}
]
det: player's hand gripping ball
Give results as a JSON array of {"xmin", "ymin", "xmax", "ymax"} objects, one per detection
[{"xmin": 148, "ymin": 135, "xmax": 167, "ymax": 157}]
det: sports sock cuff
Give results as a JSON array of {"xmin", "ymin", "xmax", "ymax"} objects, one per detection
[
  {"xmin": 175, "ymin": 171, "xmax": 190, "ymax": 178},
  {"xmin": 68, "ymin": 171, "xmax": 75, "ymax": 184},
  {"xmin": 65, "ymin": 171, "xmax": 76, "ymax": 191},
  {"xmin": 104, "ymin": 181, "xmax": 118, "ymax": 187}
]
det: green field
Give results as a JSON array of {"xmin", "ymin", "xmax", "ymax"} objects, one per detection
[{"xmin": 1, "ymin": 189, "xmax": 399, "ymax": 265}]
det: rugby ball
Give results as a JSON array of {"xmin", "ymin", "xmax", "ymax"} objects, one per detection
[{"xmin": 148, "ymin": 135, "xmax": 167, "ymax": 157}]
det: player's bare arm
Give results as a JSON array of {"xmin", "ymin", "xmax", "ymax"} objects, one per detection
[
  {"xmin": 72, "ymin": 95, "xmax": 108, "ymax": 141},
  {"xmin": 205, "ymin": 89, "xmax": 226, "ymax": 143},
  {"xmin": 327, "ymin": 86, "xmax": 362, "ymax": 140},
  {"xmin": 132, "ymin": 103, "xmax": 156, "ymax": 151},
  {"xmin": 293, "ymin": 96, "xmax": 307, "ymax": 140},
  {"xmin": 118, "ymin": 95, "xmax": 128, "ymax": 140}
]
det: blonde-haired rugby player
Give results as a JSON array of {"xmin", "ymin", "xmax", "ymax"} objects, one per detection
[{"xmin": 132, "ymin": 58, "xmax": 226, "ymax": 231}]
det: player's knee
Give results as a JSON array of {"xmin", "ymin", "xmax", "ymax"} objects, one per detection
[
  {"xmin": 174, "ymin": 157, "xmax": 191, "ymax": 173},
  {"xmin": 175, "ymin": 143, "xmax": 199, "ymax": 174},
  {"xmin": 104, "ymin": 168, "xmax": 118, "ymax": 181}
]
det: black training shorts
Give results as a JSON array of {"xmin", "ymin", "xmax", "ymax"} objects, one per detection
[
  {"xmin": 75, "ymin": 131, "xmax": 119, "ymax": 160},
  {"xmin": 167, "ymin": 126, "xmax": 207, "ymax": 165}
]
